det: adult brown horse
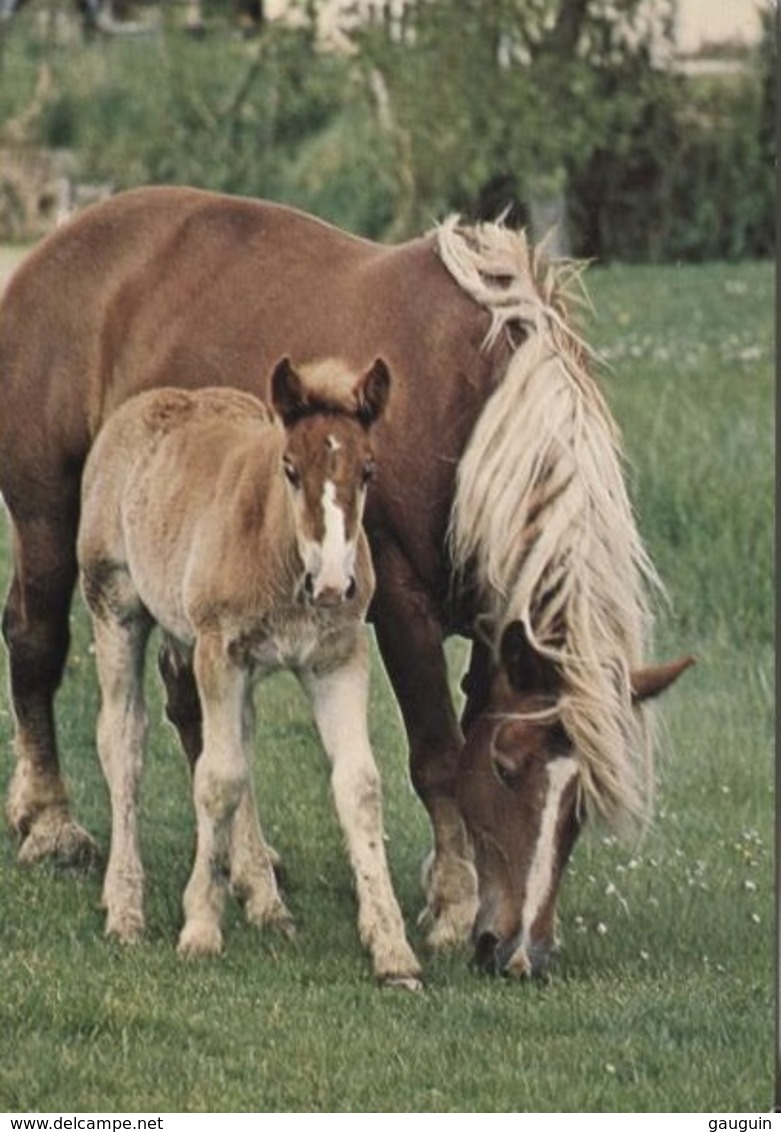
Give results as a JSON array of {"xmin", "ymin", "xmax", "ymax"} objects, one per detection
[{"xmin": 0, "ymin": 187, "xmax": 689, "ymax": 976}]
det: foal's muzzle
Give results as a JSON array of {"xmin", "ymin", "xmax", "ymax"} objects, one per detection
[{"xmin": 304, "ymin": 571, "xmax": 357, "ymax": 606}]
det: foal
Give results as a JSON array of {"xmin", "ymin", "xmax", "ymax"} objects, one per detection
[{"xmin": 78, "ymin": 356, "xmax": 422, "ymax": 988}]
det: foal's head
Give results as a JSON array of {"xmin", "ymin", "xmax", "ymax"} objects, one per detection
[
  {"xmin": 457, "ymin": 620, "xmax": 693, "ymax": 980},
  {"xmin": 271, "ymin": 356, "xmax": 390, "ymax": 607}
]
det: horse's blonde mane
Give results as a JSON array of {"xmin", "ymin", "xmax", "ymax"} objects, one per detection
[{"xmin": 436, "ymin": 216, "xmax": 662, "ymax": 828}]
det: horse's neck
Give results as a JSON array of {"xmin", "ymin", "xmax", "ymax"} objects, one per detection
[
  {"xmin": 186, "ymin": 439, "xmax": 303, "ymax": 617},
  {"xmin": 234, "ymin": 456, "xmax": 300, "ymax": 572},
  {"xmin": 258, "ymin": 482, "xmax": 303, "ymax": 596}
]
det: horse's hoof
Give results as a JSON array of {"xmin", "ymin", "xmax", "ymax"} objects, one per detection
[
  {"xmin": 177, "ymin": 923, "xmax": 223, "ymax": 958},
  {"xmin": 419, "ymin": 853, "xmax": 478, "ymax": 950},
  {"xmin": 274, "ymin": 912, "xmax": 297, "ymax": 941},
  {"xmin": 422, "ymin": 910, "xmax": 473, "ymax": 952},
  {"xmin": 256, "ymin": 909, "xmax": 297, "ymax": 941},
  {"xmin": 17, "ymin": 814, "xmax": 99, "ymax": 868},
  {"xmin": 105, "ymin": 917, "xmax": 145, "ymax": 945},
  {"xmin": 379, "ymin": 973, "xmax": 424, "ymax": 992},
  {"xmin": 243, "ymin": 894, "xmax": 296, "ymax": 939}
]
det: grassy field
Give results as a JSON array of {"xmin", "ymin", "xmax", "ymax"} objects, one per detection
[{"xmin": 0, "ymin": 252, "xmax": 774, "ymax": 1113}]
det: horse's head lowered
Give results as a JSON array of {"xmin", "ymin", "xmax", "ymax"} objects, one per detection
[
  {"xmin": 271, "ymin": 356, "xmax": 390, "ymax": 607},
  {"xmin": 457, "ymin": 620, "xmax": 694, "ymax": 979}
]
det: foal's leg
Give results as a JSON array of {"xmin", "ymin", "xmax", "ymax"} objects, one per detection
[
  {"xmin": 88, "ymin": 591, "xmax": 152, "ymax": 941},
  {"xmin": 229, "ymin": 688, "xmax": 293, "ymax": 934},
  {"xmin": 371, "ymin": 546, "xmax": 477, "ymax": 950},
  {"xmin": 302, "ymin": 634, "xmax": 422, "ymax": 988},
  {"xmin": 2, "ymin": 502, "xmax": 98, "ymax": 864},
  {"xmin": 158, "ymin": 639, "xmax": 289, "ymax": 932},
  {"xmin": 178, "ymin": 632, "xmax": 251, "ymax": 957}
]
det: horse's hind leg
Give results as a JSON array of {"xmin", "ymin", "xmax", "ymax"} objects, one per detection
[
  {"xmin": 2, "ymin": 504, "xmax": 98, "ymax": 865},
  {"xmin": 158, "ymin": 638, "xmax": 288, "ymax": 929},
  {"xmin": 89, "ymin": 598, "xmax": 152, "ymax": 942},
  {"xmin": 303, "ymin": 634, "xmax": 422, "ymax": 989}
]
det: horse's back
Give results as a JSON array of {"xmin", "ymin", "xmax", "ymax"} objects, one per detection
[
  {"xmin": 82, "ymin": 383, "xmax": 277, "ymax": 538},
  {"xmin": 0, "ymin": 186, "xmax": 484, "ymax": 449},
  {"xmin": 1, "ymin": 185, "xmax": 494, "ymax": 600},
  {"xmin": 0, "ymin": 188, "xmax": 364, "ymax": 458}
]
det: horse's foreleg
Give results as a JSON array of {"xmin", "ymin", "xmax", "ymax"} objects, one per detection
[
  {"xmin": 229, "ymin": 690, "xmax": 293, "ymax": 935},
  {"xmin": 178, "ymin": 633, "xmax": 250, "ymax": 957},
  {"xmin": 157, "ymin": 638, "xmax": 289, "ymax": 932},
  {"xmin": 303, "ymin": 634, "xmax": 422, "ymax": 989},
  {"xmin": 89, "ymin": 602, "xmax": 152, "ymax": 942},
  {"xmin": 371, "ymin": 550, "xmax": 477, "ymax": 951},
  {"xmin": 2, "ymin": 509, "xmax": 97, "ymax": 864}
]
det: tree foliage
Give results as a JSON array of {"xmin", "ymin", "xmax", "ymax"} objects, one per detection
[
  {"xmin": 351, "ymin": 0, "xmax": 683, "ymax": 237},
  {"xmin": 0, "ymin": 0, "xmax": 774, "ymax": 259}
]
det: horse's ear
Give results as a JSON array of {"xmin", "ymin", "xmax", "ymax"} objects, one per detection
[
  {"xmin": 354, "ymin": 358, "xmax": 391, "ymax": 426},
  {"xmin": 271, "ymin": 357, "xmax": 307, "ymax": 425},
  {"xmin": 630, "ymin": 655, "xmax": 695, "ymax": 703},
  {"xmin": 499, "ymin": 620, "xmax": 560, "ymax": 696}
]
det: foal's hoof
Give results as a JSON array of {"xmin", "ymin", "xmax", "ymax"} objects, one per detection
[
  {"xmin": 271, "ymin": 910, "xmax": 297, "ymax": 941},
  {"xmin": 17, "ymin": 813, "xmax": 99, "ymax": 868},
  {"xmin": 242, "ymin": 890, "xmax": 296, "ymax": 939},
  {"xmin": 379, "ymin": 973, "xmax": 424, "ymax": 992},
  {"xmin": 105, "ymin": 913, "xmax": 145, "ymax": 945},
  {"xmin": 177, "ymin": 922, "xmax": 224, "ymax": 958}
]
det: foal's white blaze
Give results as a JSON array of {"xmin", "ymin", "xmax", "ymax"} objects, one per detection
[
  {"xmin": 307, "ymin": 480, "xmax": 358, "ymax": 599},
  {"xmin": 511, "ymin": 756, "xmax": 578, "ymax": 972}
]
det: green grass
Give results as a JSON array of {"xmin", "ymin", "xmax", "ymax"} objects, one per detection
[{"xmin": 0, "ymin": 257, "xmax": 774, "ymax": 1112}]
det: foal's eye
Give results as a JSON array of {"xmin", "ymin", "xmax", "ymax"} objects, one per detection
[{"xmin": 283, "ymin": 459, "xmax": 301, "ymax": 489}]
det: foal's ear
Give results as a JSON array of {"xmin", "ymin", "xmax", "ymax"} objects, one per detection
[
  {"xmin": 499, "ymin": 620, "xmax": 560, "ymax": 696},
  {"xmin": 631, "ymin": 655, "xmax": 695, "ymax": 703},
  {"xmin": 271, "ymin": 357, "xmax": 308, "ymax": 425},
  {"xmin": 354, "ymin": 358, "xmax": 391, "ymax": 427}
]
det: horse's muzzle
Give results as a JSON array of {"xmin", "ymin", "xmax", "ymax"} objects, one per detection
[{"xmin": 304, "ymin": 572, "xmax": 357, "ymax": 606}]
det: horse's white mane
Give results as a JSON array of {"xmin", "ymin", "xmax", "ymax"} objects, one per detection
[{"xmin": 436, "ymin": 215, "xmax": 662, "ymax": 827}]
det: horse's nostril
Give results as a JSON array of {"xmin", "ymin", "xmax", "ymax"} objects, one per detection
[
  {"xmin": 345, "ymin": 576, "xmax": 357, "ymax": 601},
  {"xmin": 304, "ymin": 572, "xmax": 315, "ymax": 596}
]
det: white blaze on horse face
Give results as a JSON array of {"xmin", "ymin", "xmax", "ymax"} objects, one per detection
[
  {"xmin": 509, "ymin": 755, "xmax": 578, "ymax": 974},
  {"xmin": 302, "ymin": 479, "xmax": 360, "ymax": 601}
]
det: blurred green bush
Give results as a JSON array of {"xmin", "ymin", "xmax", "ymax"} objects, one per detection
[{"xmin": 0, "ymin": 0, "xmax": 774, "ymax": 259}]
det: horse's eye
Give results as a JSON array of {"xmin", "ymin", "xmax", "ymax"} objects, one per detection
[
  {"xmin": 283, "ymin": 459, "xmax": 301, "ymax": 489},
  {"xmin": 492, "ymin": 752, "xmax": 521, "ymax": 791}
]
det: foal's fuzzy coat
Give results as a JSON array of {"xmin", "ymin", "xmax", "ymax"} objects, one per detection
[{"xmin": 78, "ymin": 358, "xmax": 421, "ymax": 987}]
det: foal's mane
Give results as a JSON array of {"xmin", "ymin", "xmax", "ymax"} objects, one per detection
[
  {"xmin": 437, "ymin": 217, "xmax": 661, "ymax": 828},
  {"xmin": 295, "ymin": 358, "xmax": 365, "ymax": 418}
]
